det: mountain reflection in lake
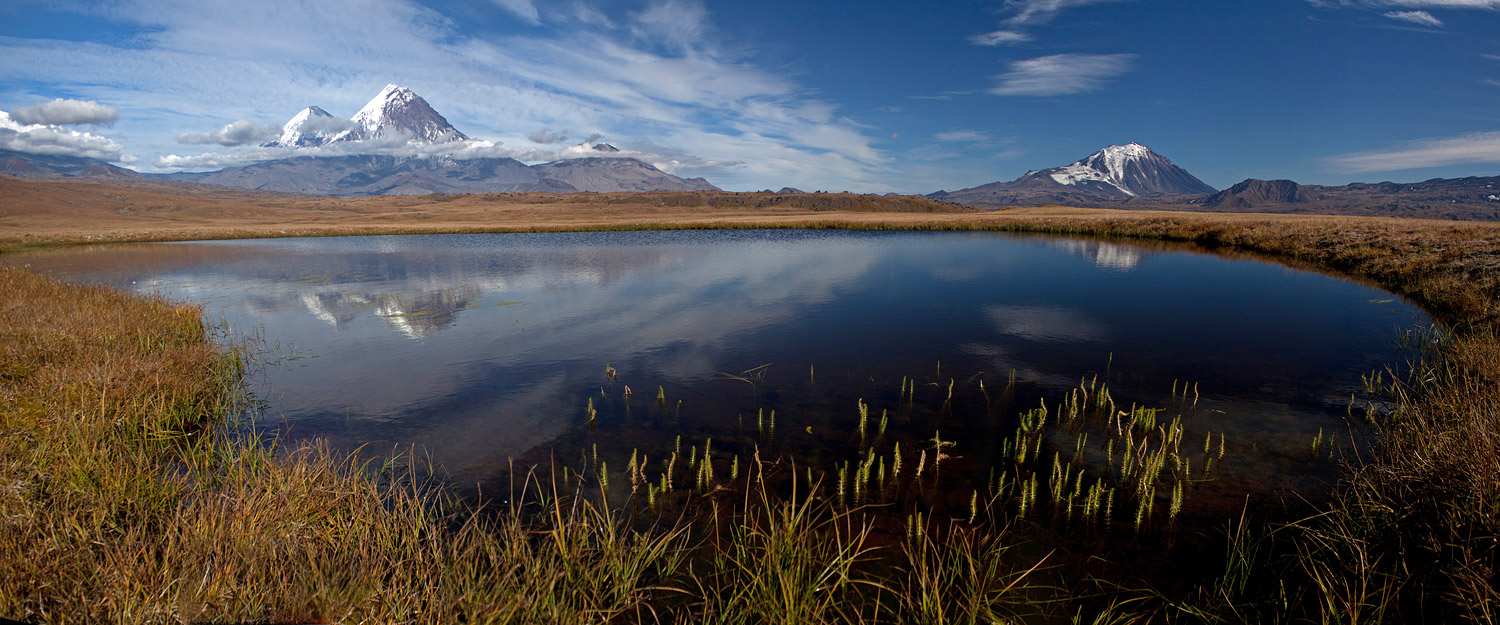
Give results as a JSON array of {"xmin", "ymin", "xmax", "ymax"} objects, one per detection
[{"xmin": 5, "ymin": 230, "xmax": 1427, "ymax": 508}]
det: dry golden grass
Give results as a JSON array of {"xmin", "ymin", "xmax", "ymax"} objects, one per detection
[
  {"xmin": 3, "ymin": 177, "xmax": 1499, "ymax": 622},
  {"xmin": 0, "ymin": 266, "xmax": 704, "ymax": 623}
]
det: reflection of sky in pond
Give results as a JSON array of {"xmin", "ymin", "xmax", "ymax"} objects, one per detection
[{"xmin": 5, "ymin": 230, "xmax": 1429, "ymax": 495}]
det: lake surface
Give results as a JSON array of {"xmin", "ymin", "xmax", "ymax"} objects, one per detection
[{"xmin": 5, "ymin": 229, "xmax": 1428, "ymax": 519}]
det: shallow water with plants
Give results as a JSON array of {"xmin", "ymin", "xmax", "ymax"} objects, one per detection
[{"xmin": 5, "ymin": 230, "xmax": 1427, "ymax": 564}]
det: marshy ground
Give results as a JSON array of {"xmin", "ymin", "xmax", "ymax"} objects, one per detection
[{"xmin": 1, "ymin": 178, "xmax": 1498, "ymax": 622}]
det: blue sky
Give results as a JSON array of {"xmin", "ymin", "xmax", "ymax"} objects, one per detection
[{"xmin": 2, "ymin": 0, "xmax": 1499, "ymax": 193}]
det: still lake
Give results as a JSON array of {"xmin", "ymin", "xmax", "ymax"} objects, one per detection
[{"xmin": 7, "ymin": 229, "xmax": 1428, "ymax": 516}]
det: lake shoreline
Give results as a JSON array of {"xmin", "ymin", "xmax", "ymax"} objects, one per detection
[{"xmin": 3, "ymin": 188, "xmax": 1497, "ymax": 621}]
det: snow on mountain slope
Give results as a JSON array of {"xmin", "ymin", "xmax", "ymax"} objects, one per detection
[
  {"xmin": 264, "ymin": 106, "xmax": 345, "ymax": 148},
  {"xmin": 1024, "ymin": 143, "xmax": 1215, "ymax": 197},
  {"xmin": 1049, "ymin": 162, "xmax": 1136, "ymax": 196},
  {"xmin": 928, "ymin": 143, "xmax": 1216, "ymax": 206},
  {"xmin": 335, "ymin": 84, "xmax": 468, "ymax": 144}
]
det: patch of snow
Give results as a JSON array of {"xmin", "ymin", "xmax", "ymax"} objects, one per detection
[
  {"xmin": 272, "ymin": 106, "xmax": 337, "ymax": 147},
  {"xmin": 1049, "ymin": 162, "xmax": 1136, "ymax": 196}
]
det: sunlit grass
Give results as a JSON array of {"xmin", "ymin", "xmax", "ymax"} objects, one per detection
[{"xmin": 3, "ymin": 203, "xmax": 1499, "ymax": 622}]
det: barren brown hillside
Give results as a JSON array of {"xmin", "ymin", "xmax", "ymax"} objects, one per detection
[{"xmin": 0, "ymin": 177, "xmax": 972, "ymax": 246}]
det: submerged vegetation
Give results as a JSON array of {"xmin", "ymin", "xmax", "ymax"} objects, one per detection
[{"xmin": 1, "ymin": 207, "xmax": 1498, "ymax": 622}]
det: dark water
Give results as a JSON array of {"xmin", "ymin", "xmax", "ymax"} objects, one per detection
[{"xmin": 5, "ymin": 229, "xmax": 1428, "ymax": 519}]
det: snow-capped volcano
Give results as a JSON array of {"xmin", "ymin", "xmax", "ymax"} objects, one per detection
[
  {"xmin": 1021, "ymin": 143, "xmax": 1214, "ymax": 197},
  {"xmin": 335, "ymin": 84, "xmax": 468, "ymax": 144},
  {"xmin": 264, "ymin": 85, "xmax": 468, "ymax": 149},
  {"xmin": 927, "ymin": 142, "xmax": 1217, "ymax": 207},
  {"xmin": 263, "ymin": 106, "xmax": 347, "ymax": 148}
]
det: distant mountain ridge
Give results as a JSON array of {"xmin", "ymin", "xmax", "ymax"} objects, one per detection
[
  {"xmin": 0, "ymin": 149, "xmax": 141, "ymax": 179},
  {"xmin": 1201, "ymin": 179, "xmax": 1312, "ymax": 209},
  {"xmin": 173, "ymin": 84, "xmax": 717, "ymax": 195},
  {"xmin": 160, "ymin": 154, "xmax": 717, "ymax": 196},
  {"xmin": 929, "ymin": 143, "xmax": 1214, "ymax": 206},
  {"xmin": 1187, "ymin": 176, "xmax": 1500, "ymax": 220}
]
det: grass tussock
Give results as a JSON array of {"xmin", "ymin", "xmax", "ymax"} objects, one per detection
[
  {"xmin": 0, "ymin": 266, "xmax": 1063, "ymax": 623},
  {"xmin": 0, "ymin": 267, "xmax": 688, "ymax": 623}
]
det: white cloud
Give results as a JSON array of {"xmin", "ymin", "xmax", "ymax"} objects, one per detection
[
  {"xmin": 0, "ymin": 0, "xmax": 888, "ymax": 190},
  {"xmin": 177, "ymin": 119, "xmax": 280, "ymax": 146},
  {"xmin": 0, "ymin": 110, "xmax": 125, "ymax": 160},
  {"xmin": 1005, "ymin": 0, "xmax": 1133, "ymax": 25},
  {"xmin": 985, "ymin": 305, "xmax": 1107, "ymax": 342},
  {"xmin": 1383, "ymin": 9, "xmax": 1445, "ymax": 25},
  {"xmin": 9, "ymin": 98, "xmax": 119, "ymax": 126},
  {"xmin": 1370, "ymin": 0, "xmax": 1499, "ymax": 7},
  {"xmin": 935, "ymin": 129, "xmax": 990, "ymax": 142},
  {"xmin": 1327, "ymin": 131, "xmax": 1500, "ymax": 172},
  {"xmin": 969, "ymin": 30, "xmax": 1032, "ymax": 46},
  {"xmin": 989, "ymin": 53, "xmax": 1135, "ymax": 96},
  {"xmin": 154, "ymin": 134, "xmax": 750, "ymax": 179},
  {"xmin": 1310, "ymin": 0, "xmax": 1500, "ymax": 7},
  {"xmin": 491, "ymin": 0, "xmax": 540, "ymax": 24},
  {"xmin": 632, "ymin": 0, "xmax": 711, "ymax": 52}
]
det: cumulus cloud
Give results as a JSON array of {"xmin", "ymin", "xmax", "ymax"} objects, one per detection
[
  {"xmin": 9, "ymin": 98, "xmax": 119, "ymax": 126},
  {"xmin": 528, "ymin": 129, "xmax": 568, "ymax": 144},
  {"xmin": 969, "ymin": 30, "xmax": 1032, "ymax": 45},
  {"xmin": 177, "ymin": 120, "xmax": 280, "ymax": 146},
  {"xmin": 935, "ymin": 129, "xmax": 990, "ymax": 142},
  {"xmin": 0, "ymin": 111, "xmax": 125, "ymax": 160},
  {"xmin": 1326, "ymin": 131, "xmax": 1500, "ymax": 172},
  {"xmin": 989, "ymin": 53, "xmax": 1135, "ymax": 96},
  {"xmin": 1383, "ymin": 9, "xmax": 1445, "ymax": 25}
]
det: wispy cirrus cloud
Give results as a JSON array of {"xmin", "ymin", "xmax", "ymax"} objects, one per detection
[
  {"xmin": 1383, "ymin": 9, "xmax": 1445, "ymax": 24},
  {"xmin": 0, "ymin": 0, "xmax": 892, "ymax": 190},
  {"xmin": 968, "ymin": 0, "xmax": 1129, "ymax": 48},
  {"xmin": 1307, "ymin": 1, "xmax": 1500, "ymax": 15},
  {"xmin": 1309, "ymin": 0, "xmax": 1500, "ymax": 7},
  {"xmin": 1327, "ymin": 131, "xmax": 1500, "ymax": 172},
  {"xmin": 934, "ymin": 129, "xmax": 990, "ymax": 142},
  {"xmin": 989, "ymin": 53, "xmax": 1135, "ymax": 96},
  {"xmin": 1005, "ymin": 0, "xmax": 1133, "ymax": 25},
  {"xmin": 490, "ymin": 0, "xmax": 540, "ymax": 25},
  {"xmin": 969, "ymin": 30, "xmax": 1031, "ymax": 46}
]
